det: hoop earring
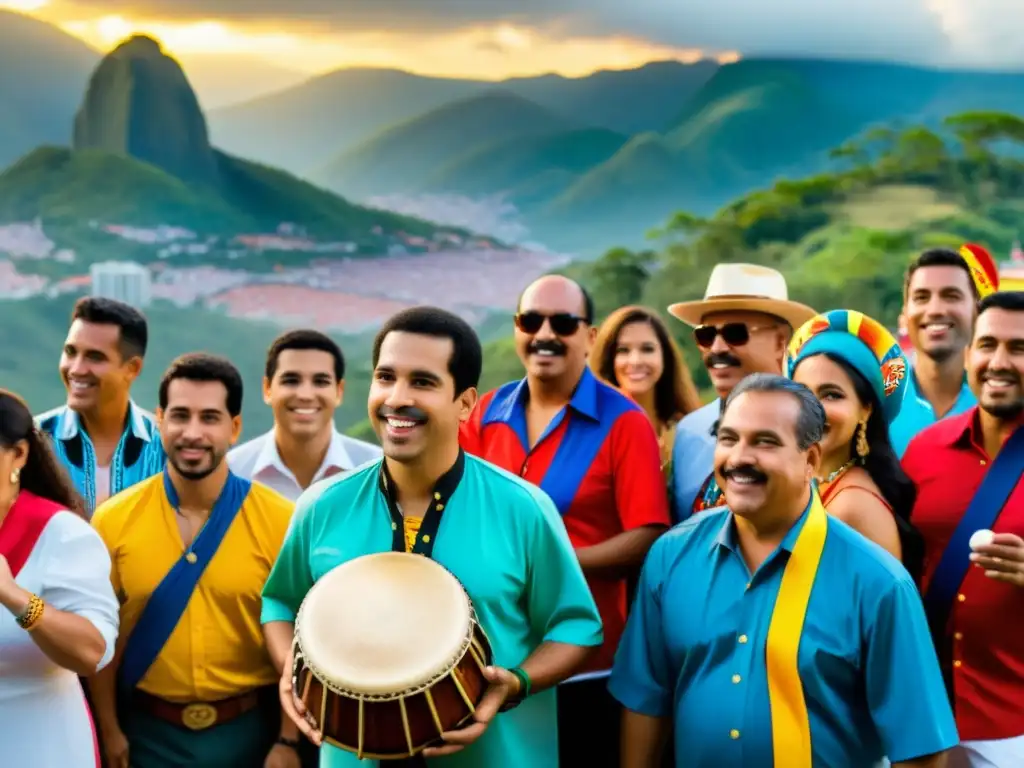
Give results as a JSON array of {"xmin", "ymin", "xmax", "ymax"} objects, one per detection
[
  {"xmin": 856, "ymin": 421, "xmax": 870, "ymax": 459},
  {"xmin": 9, "ymin": 467, "xmax": 20, "ymax": 484}
]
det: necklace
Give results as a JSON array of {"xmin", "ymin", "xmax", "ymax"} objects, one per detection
[{"xmin": 817, "ymin": 457, "xmax": 859, "ymax": 487}]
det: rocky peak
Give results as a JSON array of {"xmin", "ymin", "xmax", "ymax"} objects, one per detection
[{"xmin": 73, "ymin": 34, "xmax": 220, "ymax": 188}]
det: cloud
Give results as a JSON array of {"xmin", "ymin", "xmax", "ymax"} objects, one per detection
[{"xmin": 42, "ymin": 0, "xmax": 1024, "ymax": 67}]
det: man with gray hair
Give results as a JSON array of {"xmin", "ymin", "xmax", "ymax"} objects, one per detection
[{"xmin": 610, "ymin": 374, "xmax": 957, "ymax": 767}]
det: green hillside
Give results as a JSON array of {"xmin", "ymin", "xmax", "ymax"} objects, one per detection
[
  {"xmin": 315, "ymin": 90, "xmax": 578, "ymax": 198},
  {"xmin": 0, "ymin": 10, "xmax": 98, "ymax": 170},
  {"xmin": 419, "ymin": 128, "xmax": 628, "ymax": 202},
  {"xmin": 0, "ymin": 146, "xmax": 445, "ymax": 269}
]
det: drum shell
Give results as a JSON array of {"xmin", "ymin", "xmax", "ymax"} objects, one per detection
[{"xmin": 293, "ymin": 624, "xmax": 493, "ymax": 760}]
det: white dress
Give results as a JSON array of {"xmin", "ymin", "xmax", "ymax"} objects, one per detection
[{"xmin": 0, "ymin": 510, "xmax": 119, "ymax": 767}]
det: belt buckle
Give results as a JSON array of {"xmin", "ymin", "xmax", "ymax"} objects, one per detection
[{"xmin": 181, "ymin": 702, "xmax": 218, "ymax": 731}]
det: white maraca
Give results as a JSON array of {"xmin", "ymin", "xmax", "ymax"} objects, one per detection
[{"xmin": 969, "ymin": 529, "xmax": 995, "ymax": 550}]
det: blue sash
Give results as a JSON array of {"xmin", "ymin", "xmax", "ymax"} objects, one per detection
[
  {"xmin": 118, "ymin": 471, "xmax": 251, "ymax": 693},
  {"xmin": 924, "ymin": 426, "xmax": 1024, "ymax": 646},
  {"xmin": 539, "ymin": 397, "xmax": 633, "ymax": 515}
]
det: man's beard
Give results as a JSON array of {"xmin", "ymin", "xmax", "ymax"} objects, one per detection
[
  {"xmin": 170, "ymin": 450, "xmax": 223, "ymax": 481},
  {"xmin": 981, "ymin": 399, "xmax": 1024, "ymax": 420}
]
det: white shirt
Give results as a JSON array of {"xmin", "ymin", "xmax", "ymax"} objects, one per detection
[
  {"xmin": 227, "ymin": 428, "xmax": 382, "ymax": 501},
  {"xmin": 0, "ymin": 510, "xmax": 119, "ymax": 767},
  {"xmin": 94, "ymin": 463, "xmax": 111, "ymax": 507}
]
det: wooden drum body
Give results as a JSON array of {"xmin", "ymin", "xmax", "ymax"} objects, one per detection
[{"xmin": 292, "ymin": 552, "xmax": 493, "ymax": 760}]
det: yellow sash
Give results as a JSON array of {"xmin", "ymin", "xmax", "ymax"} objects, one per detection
[{"xmin": 765, "ymin": 492, "xmax": 829, "ymax": 768}]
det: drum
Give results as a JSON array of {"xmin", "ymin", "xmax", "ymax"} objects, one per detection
[{"xmin": 291, "ymin": 552, "xmax": 493, "ymax": 760}]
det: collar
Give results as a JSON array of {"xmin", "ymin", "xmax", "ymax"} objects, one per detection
[
  {"xmin": 251, "ymin": 428, "xmax": 356, "ymax": 479},
  {"xmin": 378, "ymin": 448, "xmax": 466, "ymax": 511},
  {"xmin": 55, "ymin": 400, "xmax": 153, "ymax": 443},
  {"xmin": 939, "ymin": 406, "xmax": 1023, "ymax": 451},
  {"xmin": 712, "ymin": 492, "xmax": 814, "ymax": 556},
  {"xmin": 906, "ymin": 367, "xmax": 971, "ymax": 407},
  {"xmin": 482, "ymin": 367, "xmax": 601, "ymax": 426}
]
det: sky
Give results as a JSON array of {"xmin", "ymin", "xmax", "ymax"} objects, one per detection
[{"xmin": 3, "ymin": 0, "xmax": 1023, "ymax": 80}]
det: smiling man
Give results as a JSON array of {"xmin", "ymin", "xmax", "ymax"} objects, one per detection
[
  {"xmin": 88, "ymin": 353, "xmax": 298, "ymax": 768},
  {"xmin": 36, "ymin": 297, "xmax": 165, "ymax": 516},
  {"xmin": 903, "ymin": 291, "xmax": 1024, "ymax": 767},
  {"xmin": 888, "ymin": 246, "xmax": 1000, "ymax": 457},
  {"xmin": 228, "ymin": 330, "xmax": 381, "ymax": 501},
  {"xmin": 460, "ymin": 275, "xmax": 669, "ymax": 765},
  {"xmin": 666, "ymin": 263, "xmax": 817, "ymax": 521},
  {"xmin": 611, "ymin": 374, "xmax": 957, "ymax": 768},
  {"xmin": 261, "ymin": 306, "xmax": 601, "ymax": 768}
]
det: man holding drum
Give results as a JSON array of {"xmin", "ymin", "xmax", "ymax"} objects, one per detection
[{"xmin": 262, "ymin": 306, "xmax": 603, "ymax": 767}]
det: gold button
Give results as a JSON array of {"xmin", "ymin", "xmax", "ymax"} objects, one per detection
[
  {"xmin": 434, "ymin": 492, "xmax": 442, "ymax": 499},
  {"xmin": 435, "ymin": 503, "xmax": 444, "ymax": 511},
  {"xmin": 953, "ymin": 660, "xmax": 962, "ymax": 668},
  {"xmin": 392, "ymin": 522, "xmax": 398, "ymax": 530},
  {"xmin": 731, "ymin": 674, "xmax": 741, "ymax": 684},
  {"xmin": 745, "ymin": 582, "xmax": 751, "ymax": 590},
  {"xmin": 980, "ymin": 460, "xmax": 987, "ymax": 466},
  {"xmin": 185, "ymin": 552, "xmax": 197, "ymax": 564},
  {"xmin": 738, "ymin": 634, "xmax": 748, "ymax": 644},
  {"xmin": 954, "ymin": 632, "xmax": 963, "ymax": 641},
  {"xmin": 958, "ymin": 593, "xmax": 966, "ymax": 602},
  {"xmin": 422, "ymin": 535, "xmax": 430, "ymax": 543},
  {"xmin": 730, "ymin": 729, "xmax": 740, "ymax": 740}
]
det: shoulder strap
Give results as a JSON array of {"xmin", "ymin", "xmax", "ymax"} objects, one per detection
[
  {"xmin": 923, "ymin": 427, "xmax": 1024, "ymax": 645},
  {"xmin": 118, "ymin": 472, "xmax": 251, "ymax": 693}
]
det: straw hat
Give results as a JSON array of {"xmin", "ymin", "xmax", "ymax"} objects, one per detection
[{"xmin": 667, "ymin": 263, "xmax": 817, "ymax": 328}]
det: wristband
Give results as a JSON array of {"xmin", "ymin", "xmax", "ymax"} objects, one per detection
[
  {"xmin": 276, "ymin": 736, "xmax": 301, "ymax": 750},
  {"xmin": 509, "ymin": 666, "xmax": 531, "ymax": 699}
]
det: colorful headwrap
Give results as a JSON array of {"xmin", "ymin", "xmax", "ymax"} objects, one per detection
[
  {"xmin": 787, "ymin": 309, "xmax": 909, "ymax": 424},
  {"xmin": 959, "ymin": 243, "xmax": 999, "ymax": 299}
]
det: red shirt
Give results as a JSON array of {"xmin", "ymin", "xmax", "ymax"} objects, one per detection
[
  {"xmin": 904, "ymin": 408, "xmax": 1024, "ymax": 740},
  {"xmin": 460, "ymin": 368, "xmax": 670, "ymax": 672}
]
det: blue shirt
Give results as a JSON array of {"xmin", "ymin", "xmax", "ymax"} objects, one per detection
[
  {"xmin": 35, "ymin": 400, "xmax": 166, "ymax": 517},
  {"xmin": 889, "ymin": 370, "xmax": 975, "ymax": 458},
  {"xmin": 669, "ymin": 400, "xmax": 718, "ymax": 523},
  {"xmin": 262, "ymin": 454, "xmax": 603, "ymax": 768},
  {"xmin": 609, "ymin": 504, "xmax": 958, "ymax": 767}
]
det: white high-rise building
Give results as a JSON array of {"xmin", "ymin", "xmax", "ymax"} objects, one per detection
[{"xmin": 89, "ymin": 261, "xmax": 152, "ymax": 308}]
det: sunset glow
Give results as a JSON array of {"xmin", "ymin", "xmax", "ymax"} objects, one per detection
[{"xmin": 25, "ymin": 6, "xmax": 739, "ymax": 79}]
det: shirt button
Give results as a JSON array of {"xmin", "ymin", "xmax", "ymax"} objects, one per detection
[
  {"xmin": 738, "ymin": 634, "xmax": 748, "ymax": 644},
  {"xmin": 958, "ymin": 594, "xmax": 966, "ymax": 602},
  {"xmin": 730, "ymin": 729, "xmax": 741, "ymax": 740},
  {"xmin": 954, "ymin": 632, "xmax": 963, "ymax": 641},
  {"xmin": 953, "ymin": 660, "xmax": 962, "ymax": 668},
  {"xmin": 745, "ymin": 582, "xmax": 751, "ymax": 590},
  {"xmin": 732, "ymin": 674, "xmax": 741, "ymax": 684},
  {"xmin": 422, "ymin": 535, "xmax": 430, "ymax": 543},
  {"xmin": 980, "ymin": 459, "xmax": 987, "ymax": 466}
]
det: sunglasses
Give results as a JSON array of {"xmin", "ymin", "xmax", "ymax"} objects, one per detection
[
  {"xmin": 514, "ymin": 312, "xmax": 586, "ymax": 336},
  {"xmin": 693, "ymin": 322, "xmax": 777, "ymax": 348}
]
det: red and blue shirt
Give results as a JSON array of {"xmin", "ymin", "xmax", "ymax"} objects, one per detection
[{"xmin": 460, "ymin": 368, "xmax": 670, "ymax": 671}]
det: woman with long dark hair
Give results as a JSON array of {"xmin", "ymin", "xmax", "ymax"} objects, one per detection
[
  {"xmin": 0, "ymin": 389, "xmax": 119, "ymax": 767},
  {"xmin": 787, "ymin": 311, "xmax": 924, "ymax": 580},
  {"xmin": 590, "ymin": 305, "xmax": 703, "ymax": 476}
]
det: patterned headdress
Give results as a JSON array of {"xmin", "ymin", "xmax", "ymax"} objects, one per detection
[
  {"xmin": 959, "ymin": 243, "xmax": 999, "ymax": 299},
  {"xmin": 787, "ymin": 309, "xmax": 909, "ymax": 424}
]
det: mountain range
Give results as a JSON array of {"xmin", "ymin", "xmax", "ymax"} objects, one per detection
[{"xmin": 3, "ymin": 10, "xmax": 1024, "ymax": 253}]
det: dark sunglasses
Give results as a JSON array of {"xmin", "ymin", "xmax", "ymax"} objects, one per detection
[
  {"xmin": 514, "ymin": 312, "xmax": 586, "ymax": 336},
  {"xmin": 693, "ymin": 322, "xmax": 776, "ymax": 348}
]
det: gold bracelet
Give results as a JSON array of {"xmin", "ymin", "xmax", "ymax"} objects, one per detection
[{"xmin": 16, "ymin": 594, "xmax": 45, "ymax": 631}]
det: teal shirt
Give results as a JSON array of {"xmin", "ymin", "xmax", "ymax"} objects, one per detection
[
  {"xmin": 609, "ymin": 504, "xmax": 958, "ymax": 766},
  {"xmin": 262, "ymin": 454, "xmax": 603, "ymax": 768},
  {"xmin": 889, "ymin": 370, "xmax": 975, "ymax": 457}
]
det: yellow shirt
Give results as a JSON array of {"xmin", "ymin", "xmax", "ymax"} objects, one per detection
[
  {"xmin": 403, "ymin": 516, "xmax": 422, "ymax": 552},
  {"xmin": 92, "ymin": 473, "xmax": 294, "ymax": 702}
]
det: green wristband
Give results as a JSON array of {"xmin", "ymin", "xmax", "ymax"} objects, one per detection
[{"xmin": 509, "ymin": 666, "xmax": 531, "ymax": 699}]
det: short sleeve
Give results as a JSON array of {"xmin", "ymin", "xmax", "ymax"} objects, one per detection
[
  {"xmin": 43, "ymin": 512, "xmax": 120, "ymax": 672},
  {"xmin": 863, "ymin": 576, "xmax": 959, "ymax": 761},
  {"xmin": 522, "ymin": 488, "xmax": 603, "ymax": 648},
  {"xmin": 608, "ymin": 536, "xmax": 673, "ymax": 717},
  {"xmin": 610, "ymin": 411, "xmax": 671, "ymax": 530},
  {"xmin": 261, "ymin": 491, "xmax": 317, "ymax": 625}
]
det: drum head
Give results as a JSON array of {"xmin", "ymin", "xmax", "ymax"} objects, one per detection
[{"xmin": 297, "ymin": 552, "xmax": 473, "ymax": 697}]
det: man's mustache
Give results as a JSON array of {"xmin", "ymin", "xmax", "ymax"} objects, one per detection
[
  {"xmin": 704, "ymin": 352, "xmax": 742, "ymax": 368},
  {"xmin": 377, "ymin": 405, "xmax": 428, "ymax": 422},
  {"xmin": 529, "ymin": 340, "xmax": 567, "ymax": 356},
  {"xmin": 720, "ymin": 464, "xmax": 768, "ymax": 483}
]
